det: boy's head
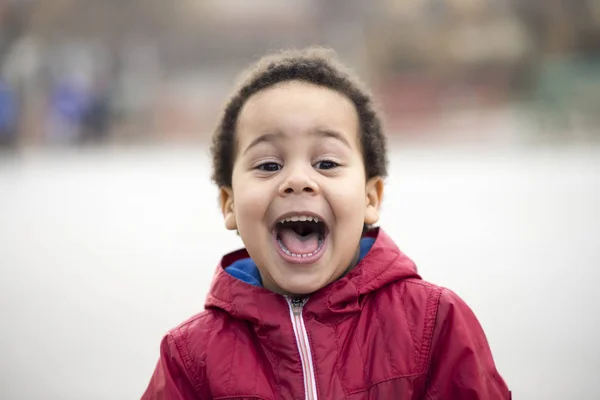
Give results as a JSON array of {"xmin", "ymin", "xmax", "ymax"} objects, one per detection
[{"xmin": 211, "ymin": 47, "xmax": 388, "ymax": 296}]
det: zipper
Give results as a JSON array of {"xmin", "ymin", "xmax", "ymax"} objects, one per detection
[{"xmin": 286, "ymin": 296, "xmax": 318, "ymax": 400}]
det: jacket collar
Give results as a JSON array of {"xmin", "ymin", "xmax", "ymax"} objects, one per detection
[{"xmin": 204, "ymin": 228, "xmax": 421, "ymax": 324}]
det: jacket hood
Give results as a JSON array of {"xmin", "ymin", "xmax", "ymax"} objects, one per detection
[{"xmin": 204, "ymin": 228, "xmax": 421, "ymax": 324}]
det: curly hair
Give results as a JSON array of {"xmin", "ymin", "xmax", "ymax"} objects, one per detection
[{"xmin": 210, "ymin": 46, "xmax": 388, "ymax": 188}]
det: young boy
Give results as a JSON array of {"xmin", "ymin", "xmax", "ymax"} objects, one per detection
[{"xmin": 142, "ymin": 47, "xmax": 511, "ymax": 399}]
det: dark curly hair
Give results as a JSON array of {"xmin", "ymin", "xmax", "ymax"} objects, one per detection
[{"xmin": 210, "ymin": 46, "xmax": 388, "ymax": 189}]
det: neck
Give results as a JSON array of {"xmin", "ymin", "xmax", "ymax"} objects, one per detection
[{"xmin": 339, "ymin": 244, "xmax": 362, "ymax": 279}]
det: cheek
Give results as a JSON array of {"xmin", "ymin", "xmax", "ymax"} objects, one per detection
[
  {"xmin": 232, "ymin": 180, "xmax": 272, "ymax": 221},
  {"xmin": 327, "ymin": 180, "xmax": 367, "ymax": 218}
]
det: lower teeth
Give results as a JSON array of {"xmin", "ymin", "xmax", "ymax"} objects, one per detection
[{"xmin": 277, "ymin": 238, "xmax": 323, "ymax": 258}]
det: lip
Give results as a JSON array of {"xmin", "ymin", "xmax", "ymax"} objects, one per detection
[{"xmin": 271, "ymin": 211, "xmax": 329, "ymax": 265}]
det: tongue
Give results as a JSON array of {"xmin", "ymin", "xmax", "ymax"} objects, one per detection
[{"xmin": 278, "ymin": 228, "xmax": 320, "ymax": 255}]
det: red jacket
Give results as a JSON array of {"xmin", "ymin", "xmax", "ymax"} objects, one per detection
[{"xmin": 142, "ymin": 229, "xmax": 510, "ymax": 399}]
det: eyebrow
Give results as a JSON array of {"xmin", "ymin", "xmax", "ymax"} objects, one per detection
[{"xmin": 243, "ymin": 128, "xmax": 352, "ymax": 155}]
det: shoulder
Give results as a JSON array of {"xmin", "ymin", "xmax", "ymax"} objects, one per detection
[
  {"xmin": 358, "ymin": 277, "xmax": 483, "ymax": 381},
  {"xmin": 391, "ymin": 280, "xmax": 509, "ymax": 396},
  {"xmin": 407, "ymin": 284, "xmax": 512, "ymax": 398},
  {"xmin": 142, "ymin": 309, "xmax": 230, "ymax": 399},
  {"xmin": 379, "ymin": 277, "xmax": 471, "ymax": 316},
  {"xmin": 375, "ymin": 277, "xmax": 446, "ymax": 318},
  {"xmin": 373, "ymin": 278, "xmax": 480, "ymax": 357},
  {"xmin": 154, "ymin": 309, "xmax": 236, "ymax": 393},
  {"xmin": 167, "ymin": 306, "xmax": 253, "ymax": 362},
  {"xmin": 396, "ymin": 279, "xmax": 484, "ymax": 333},
  {"xmin": 167, "ymin": 308, "xmax": 232, "ymax": 354}
]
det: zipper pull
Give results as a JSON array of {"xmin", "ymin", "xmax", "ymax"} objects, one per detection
[{"xmin": 289, "ymin": 297, "xmax": 307, "ymax": 315}]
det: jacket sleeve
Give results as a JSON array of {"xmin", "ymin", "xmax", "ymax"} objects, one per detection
[
  {"xmin": 425, "ymin": 289, "xmax": 511, "ymax": 399},
  {"xmin": 141, "ymin": 332, "xmax": 203, "ymax": 400}
]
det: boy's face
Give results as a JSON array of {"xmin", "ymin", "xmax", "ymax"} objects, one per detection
[{"xmin": 221, "ymin": 80, "xmax": 383, "ymax": 295}]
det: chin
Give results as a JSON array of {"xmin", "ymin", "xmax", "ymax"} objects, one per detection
[{"xmin": 277, "ymin": 273, "xmax": 331, "ymax": 296}]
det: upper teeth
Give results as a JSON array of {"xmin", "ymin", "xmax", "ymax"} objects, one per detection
[{"xmin": 278, "ymin": 215, "xmax": 320, "ymax": 223}]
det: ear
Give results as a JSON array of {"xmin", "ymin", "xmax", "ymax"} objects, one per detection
[
  {"xmin": 364, "ymin": 176, "xmax": 384, "ymax": 225},
  {"xmin": 220, "ymin": 186, "xmax": 237, "ymax": 231}
]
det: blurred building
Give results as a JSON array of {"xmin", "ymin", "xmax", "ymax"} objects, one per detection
[{"xmin": 1, "ymin": 0, "xmax": 599, "ymax": 147}]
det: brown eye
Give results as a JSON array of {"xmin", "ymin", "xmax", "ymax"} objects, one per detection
[
  {"xmin": 315, "ymin": 160, "xmax": 338, "ymax": 170},
  {"xmin": 257, "ymin": 162, "xmax": 282, "ymax": 172}
]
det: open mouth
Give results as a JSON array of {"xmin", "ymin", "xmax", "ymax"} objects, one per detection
[{"xmin": 273, "ymin": 215, "xmax": 328, "ymax": 260}]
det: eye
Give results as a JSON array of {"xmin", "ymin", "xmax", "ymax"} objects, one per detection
[
  {"xmin": 256, "ymin": 162, "xmax": 282, "ymax": 172},
  {"xmin": 314, "ymin": 160, "xmax": 339, "ymax": 170}
]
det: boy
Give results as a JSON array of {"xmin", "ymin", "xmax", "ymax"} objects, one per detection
[{"xmin": 142, "ymin": 47, "xmax": 510, "ymax": 399}]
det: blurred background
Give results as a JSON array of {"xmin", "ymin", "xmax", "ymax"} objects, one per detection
[{"xmin": 0, "ymin": 0, "xmax": 599, "ymax": 399}]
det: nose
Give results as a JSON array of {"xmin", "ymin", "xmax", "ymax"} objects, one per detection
[{"xmin": 278, "ymin": 164, "xmax": 319, "ymax": 195}]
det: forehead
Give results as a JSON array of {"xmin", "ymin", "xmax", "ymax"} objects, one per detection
[{"xmin": 236, "ymin": 80, "xmax": 360, "ymax": 148}]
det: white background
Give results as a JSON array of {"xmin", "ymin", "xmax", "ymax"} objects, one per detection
[{"xmin": 1, "ymin": 142, "xmax": 599, "ymax": 399}]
